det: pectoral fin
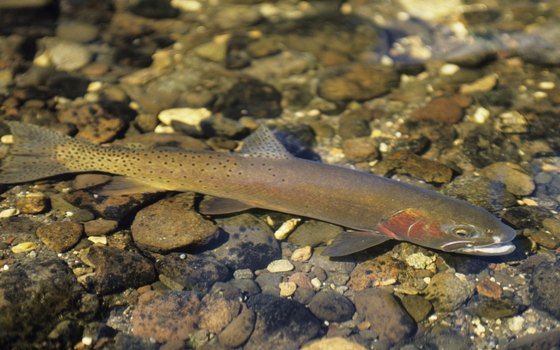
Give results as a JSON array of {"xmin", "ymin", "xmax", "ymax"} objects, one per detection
[
  {"xmin": 199, "ymin": 196, "xmax": 253, "ymax": 215},
  {"xmin": 322, "ymin": 230, "xmax": 392, "ymax": 257}
]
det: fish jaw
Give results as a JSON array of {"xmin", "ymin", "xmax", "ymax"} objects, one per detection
[{"xmin": 440, "ymin": 240, "xmax": 516, "ymax": 255}]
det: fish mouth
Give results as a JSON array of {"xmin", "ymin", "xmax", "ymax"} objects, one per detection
[{"xmin": 441, "ymin": 240, "xmax": 516, "ymax": 256}]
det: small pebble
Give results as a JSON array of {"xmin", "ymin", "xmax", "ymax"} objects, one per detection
[
  {"xmin": 311, "ymin": 278, "xmax": 322, "ymax": 290},
  {"xmin": 11, "ymin": 242, "xmax": 37, "ymax": 253},
  {"xmin": 16, "ymin": 193, "xmax": 48, "ymax": 214},
  {"xmin": 274, "ymin": 218, "xmax": 301, "ymax": 240},
  {"xmin": 267, "ymin": 259, "xmax": 294, "ymax": 273},
  {"xmin": 279, "ymin": 281, "xmax": 297, "ymax": 297},
  {"xmin": 233, "ymin": 269, "xmax": 255, "ymax": 279},
  {"xmin": 88, "ymin": 236, "xmax": 108, "ymax": 245},
  {"xmin": 0, "ymin": 208, "xmax": 19, "ymax": 218},
  {"xmin": 291, "ymin": 246, "xmax": 312, "ymax": 262}
]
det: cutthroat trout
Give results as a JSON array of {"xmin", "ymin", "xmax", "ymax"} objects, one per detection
[{"xmin": 0, "ymin": 122, "xmax": 516, "ymax": 256}]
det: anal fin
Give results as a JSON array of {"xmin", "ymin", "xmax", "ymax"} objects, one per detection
[
  {"xmin": 199, "ymin": 196, "xmax": 253, "ymax": 215},
  {"xmin": 97, "ymin": 176, "xmax": 170, "ymax": 195},
  {"xmin": 322, "ymin": 230, "xmax": 392, "ymax": 257}
]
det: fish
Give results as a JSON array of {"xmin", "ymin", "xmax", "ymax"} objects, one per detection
[{"xmin": 0, "ymin": 121, "xmax": 517, "ymax": 256}]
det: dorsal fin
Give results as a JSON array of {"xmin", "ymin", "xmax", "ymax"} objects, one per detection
[{"xmin": 239, "ymin": 126, "xmax": 292, "ymax": 159}]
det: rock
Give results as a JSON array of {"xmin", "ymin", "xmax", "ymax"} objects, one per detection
[
  {"xmin": 466, "ymin": 294, "xmax": 523, "ymax": 319},
  {"xmin": 218, "ymin": 306, "xmax": 256, "ymax": 348},
  {"xmin": 504, "ymin": 329, "xmax": 560, "ymax": 350},
  {"xmin": 157, "ymin": 107, "xmax": 212, "ymax": 128},
  {"xmin": 337, "ymin": 108, "xmax": 378, "ymax": 139},
  {"xmin": 279, "ymin": 281, "xmax": 297, "ymax": 297},
  {"xmin": 354, "ymin": 288, "xmax": 416, "ymax": 344},
  {"xmin": 45, "ymin": 72, "xmax": 90, "ymax": 99},
  {"xmin": 16, "ymin": 192, "xmax": 49, "ymax": 214},
  {"xmin": 233, "ymin": 269, "xmax": 254, "ymax": 280},
  {"xmin": 480, "ymin": 162, "xmax": 535, "ymax": 196},
  {"xmin": 288, "ymin": 220, "xmax": 342, "ymax": 247},
  {"xmin": 476, "ymin": 278, "xmax": 502, "ymax": 299},
  {"xmin": 211, "ymin": 214, "xmax": 281, "ymax": 270},
  {"xmin": 194, "ymin": 41, "xmax": 227, "ymax": 63},
  {"xmin": 310, "ymin": 249, "xmax": 355, "ymax": 274},
  {"xmin": 288, "ymin": 272, "xmax": 313, "ymax": 289},
  {"xmin": 442, "ymin": 175, "xmax": 517, "ymax": 212},
  {"xmin": 375, "ymin": 150, "xmax": 454, "ymax": 183},
  {"xmin": 199, "ymin": 292, "xmax": 241, "ymax": 333},
  {"xmin": 399, "ymin": 294, "xmax": 433, "ymax": 322},
  {"xmin": 72, "ymin": 174, "xmax": 112, "ymax": 190},
  {"xmin": 83, "ymin": 218, "xmax": 118, "ymax": 236},
  {"xmin": 245, "ymin": 294, "xmax": 321, "ymax": 350},
  {"xmin": 156, "ymin": 253, "xmax": 230, "ymax": 293},
  {"xmin": 543, "ymin": 218, "xmax": 560, "ymax": 236},
  {"xmin": 41, "ymin": 39, "xmax": 92, "ymax": 71},
  {"xmin": 57, "ymin": 103, "xmax": 126, "ymax": 144},
  {"xmin": 531, "ymin": 262, "xmax": 560, "ymax": 319},
  {"xmin": 56, "ymin": 21, "xmax": 99, "ymax": 43},
  {"xmin": 211, "ymin": 4, "xmax": 262, "ymax": 30},
  {"xmin": 131, "ymin": 194, "xmax": 218, "ymax": 252},
  {"xmin": 495, "ymin": 111, "xmax": 528, "ymax": 134},
  {"xmin": 424, "ymin": 272, "xmax": 474, "ymax": 312},
  {"xmin": 291, "ymin": 246, "xmax": 312, "ymax": 262},
  {"xmin": 308, "ymin": 291, "xmax": 355, "ymax": 322},
  {"xmin": 318, "ymin": 63, "xmax": 399, "ymax": 102},
  {"xmin": 36, "ymin": 221, "xmax": 83, "ymax": 253},
  {"xmin": 267, "ymin": 259, "xmax": 294, "ymax": 273},
  {"xmin": 460, "ymin": 74, "xmax": 498, "ymax": 94},
  {"xmin": 410, "ymin": 95, "xmax": 468, "ymax": 124},
  {"xmin": 302, "ymin": 337, "xmax": 366, "ymax": 350},
  {"xmin": 219, "ymin": 79, "xmax": 282, "ymax": 120},
  {"xmin": 255, "ymin": 272, "xmax": 282, "ymax": 296},
  {"xmin": 131, "ymin": 291, "xmax": 200, "ymax": 342},
  {"xmin": 128, "ymin": 0, "xmax": 179, "ymax": 19},
  {"xmin": 0, "ymin": 257, "xmax": 83, "ymax": 346},
  {"xmin": 80, "ymin": 245, "xmax": 156, "ymax": 294},
  {"xmin": 423, "ymin": 328, "xmax": 473, "ymax": 350},
  {"xmin": 342, "ymin": 137, "xmax": 379, "ymax": 162},
  {"xmin": 349, "ymin": 255, "xmax": 404, "ymax": 291}
]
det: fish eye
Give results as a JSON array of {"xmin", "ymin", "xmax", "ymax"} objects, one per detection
[{"xmin": 451, "ymin": 225, "xmax": 478, "ymax": 238}]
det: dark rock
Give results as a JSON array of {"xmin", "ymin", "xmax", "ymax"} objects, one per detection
[
  {"xmin": 445, "ymin": 43, "xmax": 497, "ymax": 67},
  {"xmin": 156, "ymin": 253, "xmax": 230, "ymax": 293},
  {"xmin": 81, "ymin": 245, "xmax": 156, "ymax": 295},
  {"xmin": 219, "ymin": 79, "xmax": 282, "ymax": 120},
  {"xmin": 410, "ymin": 95, "xmax": 469, "ymax": 124},
  {"xmin": 531, "ymin": 261, "xmax": 560, "ymax": 319},
  {"xmin": 245, "ymin": 294, "xmax": 321, "ymax": 350},
  {"xmin": 337, "ymin": 108, "xmax": 377, "ymax": 139},
  {"xmin": 0, "ymin": 257, "xmax": 82, "ymax": 347},
  {"xmin": 210, "ymin": 214, "xmax": 281, "ymax": 270},
  {"xmin": 502, "ymin": 206, "xmax": 551, "ymax": 230},
  {"xmin": 45, "ymin": 73, "xmax": 90, "ymax": 99},
  {"xmin": 131, "ymin": 193, "xmax": 218, "ymax": 252},
  {"xmin": 375, "ymin": 150, "xmax": 454, "ymax": 183},
  {"xmin": 218, "ymin": 306, "xmax": 256, "ymax": 348},
  {"xmin": 424, "ymin": 271, "xmax": 474, "ymax": 312},
  {"xmin": 58, "ymin": 103, "xmax": 127, "ymax": 144},
  {"xmin": 36, "ymin": 221, "xmax": 83, "ymax": 253},
  {"xmin": 462, "ymin": 125, "xmax": 521, "ymax": 168},
  {"xmin": 442, "ymin": 175, "xmax": 517, "ymax": 212},
  {"xmin": 131, "ymin": 291, "xmax": 200, "ymax": 342},
  {"xmin": 423, "ymin": 328, "xmax": 473, "ymax": 350},
  {"xmin": 255, "ymin": 271, "xmax": 282, "ymax": 296},
  {"xmin": 399, "ymin": 294, "xmax": 433, "ymax": 322},
  {"xmin": 293, "ymin": 287, "xmax": 316, "ymax": 305},
  {"xmin": 113, "ymin": 333, "xmax": 159, "ymax": 350},
  {"xmin": 83, "ymin": 218, "xmax": 118, "ymax": 237},
  {"xmin": 128, "ymin": 0, "xmax": 179, "ymax": 19},
  {"xmin": 354, "ymin": 288, "xmax": 416, "ymax": 344},
  {"xmin": 504, "ymin": 329, "xmax": 560, "ymax": 350},
  {"xmin": 317, "ymin": 63, "xmax": 399, "ymax": 102},
  {"xmin": 466, "ymin": 294, "xmax": 524, "ymax": 319},
  {"xmin": 308, "ymin": 290, "xmax": 355, "ymax": 322}
]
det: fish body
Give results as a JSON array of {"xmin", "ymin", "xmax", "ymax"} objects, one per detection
[{"xmin": 0, "ymin": 122, "xmax": 517, "ymax": 255}]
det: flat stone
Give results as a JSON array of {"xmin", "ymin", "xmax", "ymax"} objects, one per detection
[
  {"xmin": 131, "ymin": 193, "xmax": 218, "ymax": 252},
  {"xmin": 354, "ymin": 288, "xmax": 416, "ymax": 344},
  {"xmin": 301, "ymin": 337, "xmax": 366, "ymax": 350},
  {"xmin": 308, "ymin": 290, "xmax": 355, "ymax": 322},
  {"xmin": 410, "ymin": 95, "xmax": 468, "ymax": 124},
  {"xmin": 132, "ymin": 291, "xmax": 200, "ymax": 342},
  {"xmin": 36, "ymin": 221, "xmax": 83, "ymax": 253},
  {"xmin": 288, "ymin": 220, "xmax": 342, "ymax": 247},
  {"xmin": 83, "ymin": 218, "xmax": 118, "ymax": 236},
  {"xmin": 267, "ymin": 259, "xmax": 294, "ymax": 273},
  {"xmin": 218, "ymin": 306, "xmax": 256, "ymax": 348},
  {"xmin": 480, "ymin": 162, "xmax": 535, "ymax": 196},
  {"xmin": 476, "ymin": 278, "xmax": 502, "ymax": 299}
]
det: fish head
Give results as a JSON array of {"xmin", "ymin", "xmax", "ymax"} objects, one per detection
[{"xmin": 378, "ymin": 204, "xmax": 517, "ymax": 256}]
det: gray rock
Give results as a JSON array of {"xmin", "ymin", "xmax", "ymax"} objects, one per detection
[
  {"xmin": 218, "ymin": 306, "xmax": 256, "ymax": 348},
  {"xmin": 424, "ymin": 272, "xmax": 474, "ymax": 312},
  {"xmin": 211, "ymin": 214, "xmax": 281, "ymax": 270},
  {"xmin": 288, "ymin": 220, "xmax": 342, "ymax": 247},
  {"xmin": 245, "ymin": 294, "xmax": 321, "ymax": 350},
  {"xmin": 40, "ymin": 38, "xmax": 92, "ymax": 71},
  {"xmin": 531, "ymin": 262, "xmax": 560, "ymax": 319},
  {"xmin": 354, "ymin": 288, "xmax": 416, "ymax": 344},
  {"xmin": 80, "ymin": 245, "xmax": 156, "ymax": 295},
  {"xmin": 466, "ymin": 294, "xmax": 524, "ymax": 319},
  {"xmin": 308, "ymin": 290, "xmax": 355, "ymax": 322},
  {"xmin": 442, "ymin": 175, "xmax": 517, "ymax": 212},
  {"xmin": 156, "ymin": 253, "xmax": 230, "ymax": 293},
  {"xmin": 480, "ymin": 162, "xmax": 535, "ymax": 196}
]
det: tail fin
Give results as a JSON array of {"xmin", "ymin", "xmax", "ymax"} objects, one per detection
[{"xmin": 0, "ymin": 122, "xmax": 79, "ymax": 184}]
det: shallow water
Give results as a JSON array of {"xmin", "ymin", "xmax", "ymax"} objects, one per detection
[{"xmin": 0, "ymin": 1, "xmax": 559, "ymax": 349}]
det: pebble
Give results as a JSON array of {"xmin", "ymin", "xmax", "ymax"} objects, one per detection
[
  {"xmin": 267, "ymin": 259, "xmax": 294, "ymax": 273},
  {"xmin": 219, "ymin": 79, "xmax": 282, "ymax": 120},
  {"xmin": 83, "ymin": 218, "xmax": 118, "ymax": 236},
  {"xmin": 80, "ymin": 245, "xmax": 156, "ymax": 295},
  {"xmin": 495, "ymin": 111, "xmax": 528, "ymax": 133},
  {"xmin": 10, "ymin": 241, "xmax": 37, "ymax": 253},
  {"xmin": 211, "ymin": 213, "xmax": 281, "ymax": 270},
  {"xmin": 424, "ymin": 272, "xmax": 474, "ymax": 312},
  {"xmin": 405, "ymin": 252, "xmax": 436, "ymax": 270},
  {"xmin": 245, "ymin": 294, "xmax": 321, "ymax": 349},
  {"xmin": 87, "ymin": 236, "xmax": 107, "ymax": 245},
  {"xmin": 317, "ymin": 63, "xmax": 399, "ymax": 102},
  {"xmin": 42, "ymin": 39, "xmax": 92, "ymax": 71},
  {"xmin": 410, "ymin": 95, "xmax": 468, "ymax": 124},
  {"xmin": 131, "ymin": 194, "xmax": 218, "ymax": 252},
  {"xmin": 531, "ymin": 261, "xmax": 560, "ymax": 319},
  {"xmin": 354, "ymin": 288, "xmax": 416, "ymax": 344},
  {"xmin": 218, "ymin": 306, "xmax": 256, "ymax": 348},
  {"xmin": 273, "ymin": 218, "xmax": 301, "ymax": 240},
  {"xmin": 342, "ymin": 137, "xmax": 379, "ymax": 162},
  {"xmin": 157, "ymin": 107, "xmax": 211, "ymax": 128},
  {"xmin": 156, "ymin": 253, "xmax": 230, "ymax": 293},
  {"xmin": 480, "ymin": 162, "xmax": 536, "ymax": 196},
  {"xmin": 291, "ymin": 246, "xmax": 312, "ymax": 262},
  {"xmin": 288, "ymin": 272, "xmax": 313, "ymax": 289},
  {"xmin": 131, "ymin": 291, "xmax": 200, "ymax": 342},
  {"xmin": 460, "ymin": 74, "xmax": 498, "ymax": 94},
  {"xmin": 301, "ymin": 337, "xmax": 366, "ymax": 350},
  {"xmin": 507, "ymin": 315, "xmax": 525, "ymax": 332},
  {"xmin": 36, "ymin": 221, "xmax": 83, "ymax": 253},
  {"xmin": 279, "ymin": 281, "xmax": 297, "ymax": 297},
  {"xmin": 399, "ymin": 294, "xmax": 433, "ymax": 322},
  {"xmin": 476, "ymin": 278, "xmax": 502, "ymax": 299},
  {"xmin": 288, "ymin": 220, "xmax": 342, "ymax": 247},
  {"xmin": 0, "ymin": 208, "xmax": 19, "ymax": 218},
  {"xmin": 233, "ymin": 269, "xmax": 255, "ymax": 280},
  {"xmin": 467, "ymin": 294, "xmax": 522, "ymax": 319},
  {"xmin": 308, "ymin": 290, "xmax": 355, "ymax": 322},
  {"xmin": 16, "ymin": 192, "xmax": 49, "ymax": 214}
]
